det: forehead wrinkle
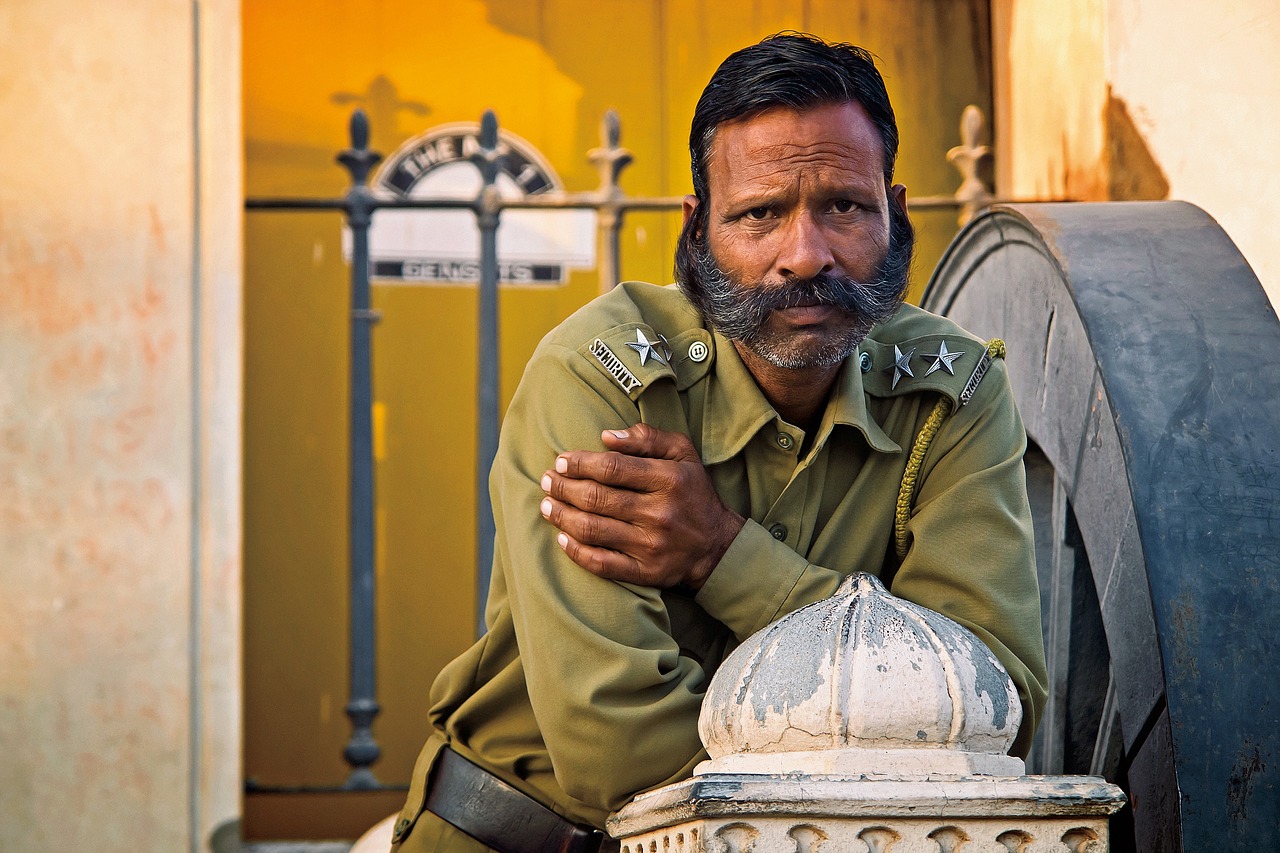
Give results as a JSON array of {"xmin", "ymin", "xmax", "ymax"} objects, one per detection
[
  {"xmin": 723, "ymin": 152, "xmax": 880, "ymax": 199},
  {"xmin": 755, "ymin": 140, "xmax": 862, "ymax": 160},
  {"xmin": 729, "ymin": 142, "xmax": 870, "ymax": 175}
]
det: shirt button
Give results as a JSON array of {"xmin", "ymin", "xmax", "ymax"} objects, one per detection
[
  {"xmin": 688, "ymin": 340, "xmax": 709, "ymax": 362},
  {"xmin": 860, "ymin": 351, "xmax": 873, "ymax": 373},
  {"xmin": 769, "ymin": 523, "xmax": 788, "ymax": 541},
  {"xmin": 775, "ymin": 433, "xmax": 794, "ymax": 451}
]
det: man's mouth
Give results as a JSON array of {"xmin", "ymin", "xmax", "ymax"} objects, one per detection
[
  {"xmin": 771, "ymin": 288, "xmax": 826, "ymax": 310},
  {"xmin": 773, "ymin": 302, "xmax": 836, "ymax": 324}
]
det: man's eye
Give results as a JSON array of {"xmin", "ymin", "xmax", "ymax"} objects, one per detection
[
  {"xmin": 831, "ymin": 199, "xmax": 856, "ymax": 213},
  {"xmin": 744, "ymin": 207, "xmax": 772, "ymax": 220}
]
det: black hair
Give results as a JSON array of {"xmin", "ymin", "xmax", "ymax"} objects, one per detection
[{"xmin": 687, "ymin": 32, "xmax": 900, "ymax": 205}]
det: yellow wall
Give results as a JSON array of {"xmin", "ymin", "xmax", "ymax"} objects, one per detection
[{"xmin": 243, "ymin": 0, "xmax": 991, "ymax": 838}]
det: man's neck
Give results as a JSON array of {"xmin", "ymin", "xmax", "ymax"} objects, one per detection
[{"xmin": 732, "ymin": 341, "xmax": 842, "ymax": 436}]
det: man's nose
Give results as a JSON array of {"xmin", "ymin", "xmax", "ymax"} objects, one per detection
[{"xmin": 776, "ymin": 214, "xmax": 835, "ymax": 280}]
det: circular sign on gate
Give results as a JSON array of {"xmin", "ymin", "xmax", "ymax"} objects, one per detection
[{"xmin": 352, "ymin": 122, "xmax": 595, "ymax": 285}]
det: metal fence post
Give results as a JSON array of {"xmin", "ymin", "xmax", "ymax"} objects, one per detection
[
  {"xmin": 470, "ymin": 111, "xmax": 503, "ymax": 636},
  {"xmin": 337, "ymin": 109, "xmax": 384, "ymax": 789}
]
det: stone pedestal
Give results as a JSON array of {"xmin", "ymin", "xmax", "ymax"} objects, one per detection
[
  {"xmin": 610, "ymin": 773, "xmax": 1125, "ymax": 852},
  {"xmin": 609, "ymin": 574, "xmax": 1125, "ymax": 852}
]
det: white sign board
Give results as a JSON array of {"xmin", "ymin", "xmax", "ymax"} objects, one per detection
[{"xmin": 345, "ymin": 122, "xmax": 595, "ymax": 285}]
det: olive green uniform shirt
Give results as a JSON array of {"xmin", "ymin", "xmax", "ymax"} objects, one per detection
[{"xmin": 394, "ymin": 281, "xmax": 1048, "ymax": 847}]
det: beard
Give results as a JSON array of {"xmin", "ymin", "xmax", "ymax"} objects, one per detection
[{"xmin": 675, "ymin": 201, "xmax": 914, "ymax": 370}]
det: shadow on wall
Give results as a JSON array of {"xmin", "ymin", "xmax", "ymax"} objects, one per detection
[{"xmin": 1106, "ymin": 91, "xmax": 1170, "ymax": 201}]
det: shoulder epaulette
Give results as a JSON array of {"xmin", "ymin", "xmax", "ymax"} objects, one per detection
[{"xmin": 860, "ymin": 333, "xmax": 999, "ymax": 407}]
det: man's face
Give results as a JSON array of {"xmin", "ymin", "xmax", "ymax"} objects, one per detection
[{"xmin": 680, "ymin": 101, "xmax": 911, "ymax": 369}]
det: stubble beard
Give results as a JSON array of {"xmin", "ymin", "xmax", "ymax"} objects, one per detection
[{"xmin": 676, "ymin": 205, "xmax": 915, "ymax": 370}]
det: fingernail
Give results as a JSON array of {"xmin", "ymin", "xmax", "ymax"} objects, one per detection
[
  {"xmin": 540, "ymin": 497, "xmax": 552, "ymax": 518},
  {"xmin": 609, "ymin": 429, "xmax": 628, "ymax": 439},
  {"xmin": 540, "ymin": 473, "xmax": 552, "ymax": 492},
  {"xmin": 555, "ymin": 456, "xmax": 568, "ymax": 474},
  {"xmin": 556, "ymin": 532, "xmax": 569, "ymax": 549}
]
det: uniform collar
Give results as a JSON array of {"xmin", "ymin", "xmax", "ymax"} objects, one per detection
[{"xmin": 700, "ymin": 331, "xmax": 901, "ymax": 465}]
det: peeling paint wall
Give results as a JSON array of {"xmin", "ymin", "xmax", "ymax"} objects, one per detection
[
  {"xmin": 0, "ymin": 2, "xmax": 242, "ymax": 851},
  {"xmin": 993, "ymin": 0, "xmax": 1280, "ymax": 306}
]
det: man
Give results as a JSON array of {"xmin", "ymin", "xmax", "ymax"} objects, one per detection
[{"xmin": 391, "ymin": 33, "xmax": 1047, "ymax": 853}]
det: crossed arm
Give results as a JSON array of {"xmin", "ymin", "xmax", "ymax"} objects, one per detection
[
  {"xmin": 494, "ymin": 350, "xmax": 1044, "ymax": 815},
  {"xmin": 538, "ymin": 423, "xmax": 745, "ymax": 591}
]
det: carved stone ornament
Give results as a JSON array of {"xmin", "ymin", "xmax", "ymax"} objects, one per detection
[
  {"xmin": 608, "ymin": 572, "xmax": 1126, "ymax": 852},
  {"xmin": 697, "ymin": 572, "xmax": 1024, "ymax": 777}
]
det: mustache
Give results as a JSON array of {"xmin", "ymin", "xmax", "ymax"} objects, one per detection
[
  {"xmin": 751, "ymin": 272, "xmax": 899, "ymax": 317},
  {"xmin": 675, "ymin": 198, "xmax": 915, "ymax": 344},
  {"xmin": 685, "ymin": 249, "xmax": 910, "ymax": 343}
]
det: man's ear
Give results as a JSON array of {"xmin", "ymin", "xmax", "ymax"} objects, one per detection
[
  {"xmin": 890, "ymin": 183, "xmax": 907, "ymax": 213},
  {"xmin": 682, "ymin": 194, "xmax": 699, "ymax": 227}
]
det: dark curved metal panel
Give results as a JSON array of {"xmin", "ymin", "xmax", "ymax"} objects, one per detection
[{"xmin": 921, "ymin": 201, "xmax": 1280, "ymax": 850}]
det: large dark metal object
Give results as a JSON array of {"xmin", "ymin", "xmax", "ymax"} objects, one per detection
[{"xmin": 922, "ymin": 202, "xmax": 1280, "ymax": 850}]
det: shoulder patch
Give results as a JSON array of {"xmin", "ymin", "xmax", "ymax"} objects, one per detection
[
  {"xmin": 579, "ymin": 323, "xmax": 685, "ymax": 401},
  {"xmin": 588, "ymin": 337, "xmax": 643, "ymax": 394},
  {"xmin": 959, "ymin": 348, "xmax": 995, "ymax": 406}
]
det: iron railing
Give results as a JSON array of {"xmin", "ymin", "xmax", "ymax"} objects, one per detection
[{"xmin": 243, "ymin": 104, "xmax": 999, "ymax": 791}]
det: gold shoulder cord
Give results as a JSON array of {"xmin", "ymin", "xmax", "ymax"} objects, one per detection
[{"xmin": 894, "ymin": 338, "xmax": 1006, "ymax": 560}]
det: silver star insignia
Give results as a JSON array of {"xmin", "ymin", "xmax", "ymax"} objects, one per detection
[
  {"xmin": 656, "ymin": 333, "xmax": 674, "ymax": 363},
  {"xmin": 922, "ymin": 340, "xmax": 965, "ymax": 377},
  {"xmin": 885, "ymin": 345, "xmax": 916, "ymax": 389},
  {"xmin": 626, "ymin": 329, "xmax": 667, "ymax": 366}
]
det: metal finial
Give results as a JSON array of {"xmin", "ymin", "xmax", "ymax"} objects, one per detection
[
  {"xmin": 349, "ymin": 109, "xmax": 371, "ymax": 151},
  {"xmin": 337, "ymin": 109, "xmax": 383, "ymax": 187},
  {"xmin": 470, "ymin": 111, "xmax": 506, "ymax": 221},
  {"xmin": 479, "ymin": 110, "xmax": 499, "ymax": 151},
  {"xmin": 947, "ymin": 104, "xmax": 994, "ymax": 226},
  {"xmin": 959, "ymin": 104, "xmax": 984, "ymax": 150},
  {"xmin": 603, "ymin": 109, "xmax": 622, "ymax": 149},
  {"xmin": 470, "ymin": 111, "xmax": 505, "ymax": 173},
  {"xmin": 588, "ymin": 110, "xmax": 633, "ymax": 198}
]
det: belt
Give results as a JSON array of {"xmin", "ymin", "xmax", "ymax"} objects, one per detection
[{"xmin": 425, "ymin": 747, "xmax": 620, "ymax": 853}]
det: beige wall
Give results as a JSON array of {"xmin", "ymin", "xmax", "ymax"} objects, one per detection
[
  {"xmin": 0, "ymin": 2, "xmax": 242, "ymax": 851},
  {"xmin": 994, "ymin": 0, "xmax": 1280, "ymax": 305}
]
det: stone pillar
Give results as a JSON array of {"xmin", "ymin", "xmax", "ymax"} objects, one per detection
[
  {"xmin": 0, "ymin": 3, "xmax": 243, "ymax": 851},
  {"xmin": 609, "ymin": 574, "xmax": 1125, "ymax": 852}
]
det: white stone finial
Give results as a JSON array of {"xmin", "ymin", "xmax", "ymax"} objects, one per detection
[
  {"xmin": 611, "ymin": 574, "xmax": 1125, "ymax": 852},
  {"xmin": 697, "ymin": 572, "xmax": 1024, "ymax": 777}
]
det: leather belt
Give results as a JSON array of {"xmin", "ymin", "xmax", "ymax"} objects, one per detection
[{"xmin": 425, "ymin": 747, "xmax": 620, "ymax": 853}]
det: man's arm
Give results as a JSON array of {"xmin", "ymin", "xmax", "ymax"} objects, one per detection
[
  {"xmin": 541, "ymin": 359, "xmax": 1047, "ymax": 758},
  {"xmin": 493, "ymin": 344, "xmax": 724, "ymax": 813},
  {"xmin": 540, "ymin": 423, "xmax": 744, "ymax": 591}
]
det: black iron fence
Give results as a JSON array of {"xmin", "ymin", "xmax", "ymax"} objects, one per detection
[{"xmin": 243, "ymin": 104, "xmax": 998, "ymax": 791}]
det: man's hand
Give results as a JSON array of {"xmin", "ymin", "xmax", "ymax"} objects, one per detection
[{"xmin": 539, "ymin": 423, "xmax": 745, "ymax": 590}]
